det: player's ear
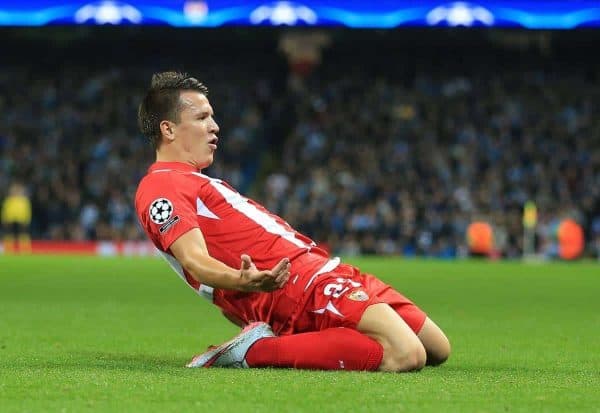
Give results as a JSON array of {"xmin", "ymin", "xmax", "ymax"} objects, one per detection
[{"xmin": 159, "ymin": 120, "xmax": 176, "ymax": 142}]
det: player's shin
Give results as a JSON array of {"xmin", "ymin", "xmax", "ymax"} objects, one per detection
[{"xmin": 245, "ymin": 327, "xmax": 383, "ymax": 371}]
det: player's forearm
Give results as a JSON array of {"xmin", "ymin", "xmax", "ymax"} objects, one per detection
[{"xmin": 179, "ymin": 253, "xmax": 245, "ymax": 290}]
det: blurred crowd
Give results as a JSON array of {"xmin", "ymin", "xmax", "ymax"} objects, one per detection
[
  {"xmin": 259, "ymin": 67, "xmax": 600, "ymax": 258},
  {"xmin": 0, "ymin": 63, "xmax": 282, "ymax": 242},
  {"xmin": 1, "ymin": 30, "xmax": 599, "ymax": 258}
]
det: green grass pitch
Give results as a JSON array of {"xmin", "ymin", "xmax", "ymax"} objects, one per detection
[{"xmin": 1, "ymin": 256, "xmax": 599, "ymax": 412}]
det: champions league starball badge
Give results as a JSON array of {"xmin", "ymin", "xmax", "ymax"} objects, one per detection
[{"xmin": 149, "ymin": 198, "xmax": 174, "ymax": 224}]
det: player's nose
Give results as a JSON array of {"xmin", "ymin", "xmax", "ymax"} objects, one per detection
[{"xmin": 209, "ymin": 119, "xmax": 220, "ymax": 134}]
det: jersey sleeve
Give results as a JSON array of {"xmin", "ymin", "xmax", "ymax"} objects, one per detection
[{"xmin": 136, "ymin": 174, "xmax": 199, "ymax": 252}]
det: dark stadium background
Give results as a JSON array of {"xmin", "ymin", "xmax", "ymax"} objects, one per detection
[{"xmin": 1, "ymin": 25, "xmax": 599, "ymax": 259}]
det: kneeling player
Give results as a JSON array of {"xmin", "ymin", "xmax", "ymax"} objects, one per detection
[{"xmin": 135, "ymin": 71, "xmax": 450, "ymax": 372}]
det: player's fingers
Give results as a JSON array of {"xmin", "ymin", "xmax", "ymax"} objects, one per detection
[
  {"xmin": 271, "ymin": 257, "xmax": 290, "ymax": 277},
  {"xmin": 272, "ymin": 274, "xmax": 287, "ymax": 289},
  {"xmin": 260, "ymin": 270, "xmax": 286, "ymax": 290},
  {"xmin": 275, "ymin": 274, "xmax": 289, "ymax": 288},
  {"xmin": 273, "ymin": 271, "xmax": 287, "ymax": 285},
  {"xmin": 274, "ymin": 263, "xmax": 291, "ymax": 285},
  {"xmin": 240, "ymin": 254, "xmax": 252, "ymax": 270}
]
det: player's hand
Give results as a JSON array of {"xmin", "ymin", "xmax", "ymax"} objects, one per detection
[{"xmin": 239, "ymin": 254, "xmax": 291, "ymax": 292}]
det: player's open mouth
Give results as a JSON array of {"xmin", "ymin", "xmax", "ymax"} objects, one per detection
[{"xmin": 208, "ymin": 136, "xmax": 218, "ymax": 149}]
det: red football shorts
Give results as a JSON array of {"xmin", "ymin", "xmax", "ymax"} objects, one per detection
[{"xmin": 280, "ymin": 263, "xmax": 427, "ymax": 335}]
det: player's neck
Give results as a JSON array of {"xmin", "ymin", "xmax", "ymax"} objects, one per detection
[
  {"xmin": 156, "ymin": 150, "xmax": 188, "ymax": 164},
  {"xmin": 155, "ymin": 151, "xmax": 203, "ymax": 171}
]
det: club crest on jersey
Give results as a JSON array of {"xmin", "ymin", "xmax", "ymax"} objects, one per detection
[
  {"xmin": 149, "ymin": 198, "xmax": 174, "ymax": 224},
  {"xmin": 347, "ymin": 290, "xmax": 369, "ymax": 302}
]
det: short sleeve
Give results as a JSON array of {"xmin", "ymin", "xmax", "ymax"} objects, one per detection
[{"xmin": 137, "ymin": 174, "xmax": 199, "ymax": 251}]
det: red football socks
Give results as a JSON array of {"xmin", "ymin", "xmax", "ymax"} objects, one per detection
[{"xmin": 245, "ymin": 327, "xmax": 383, "ymax": 371}]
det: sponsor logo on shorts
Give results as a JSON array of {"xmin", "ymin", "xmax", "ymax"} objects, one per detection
[
  {"xmin": 159, "ymin": 215, "xmax": 180, "ymax": 233},
  {"xmin": 347, "ymin": 290, "xmax": 369, "ymax": 301}
]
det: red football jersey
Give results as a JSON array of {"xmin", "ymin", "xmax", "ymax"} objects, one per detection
[{"xmin": 135, "ymin": 161, "xmax": 338, "ymax": 329}]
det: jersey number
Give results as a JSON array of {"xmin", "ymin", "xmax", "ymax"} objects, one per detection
[{"xmin": 323, "ymin": 278, "xmax": 362, "ymax": 298}]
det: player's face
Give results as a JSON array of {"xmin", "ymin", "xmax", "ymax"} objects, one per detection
[{"xmin": 173, "ymin": 91, "xmax": 220, "ymax": 169}]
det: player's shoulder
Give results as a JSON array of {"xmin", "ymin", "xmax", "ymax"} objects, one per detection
[
  {"xmin": 135, "ymin": 168, "xmax": 210, "ymax": 208},
  {"xmin": 138, "ymin": 168, "xmax": 211, "ymax": 189}
]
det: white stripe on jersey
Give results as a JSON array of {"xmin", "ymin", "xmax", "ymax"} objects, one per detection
[
  {"xmin": 196, "ymin": 197, "xmax": 220, "ymax": 219},
  {"xmin": 159, "ymin": 250, "xmax": 214, "ymax": 301},
  {"xmin": 304, "ymin": 257, "xmax": 341, "ymax": 291},
  {"xmin": 192, "ymin": 172, "xmax": 312, "ymax": 250}
]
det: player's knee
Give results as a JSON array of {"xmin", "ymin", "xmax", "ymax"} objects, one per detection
[
  {"xmin": 380, "ymin": 341, "xmax": 426, "ymax": 372},
  {"xmin": 427, "ymin": 335, "xmax": 451, "ymax": 366}
]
